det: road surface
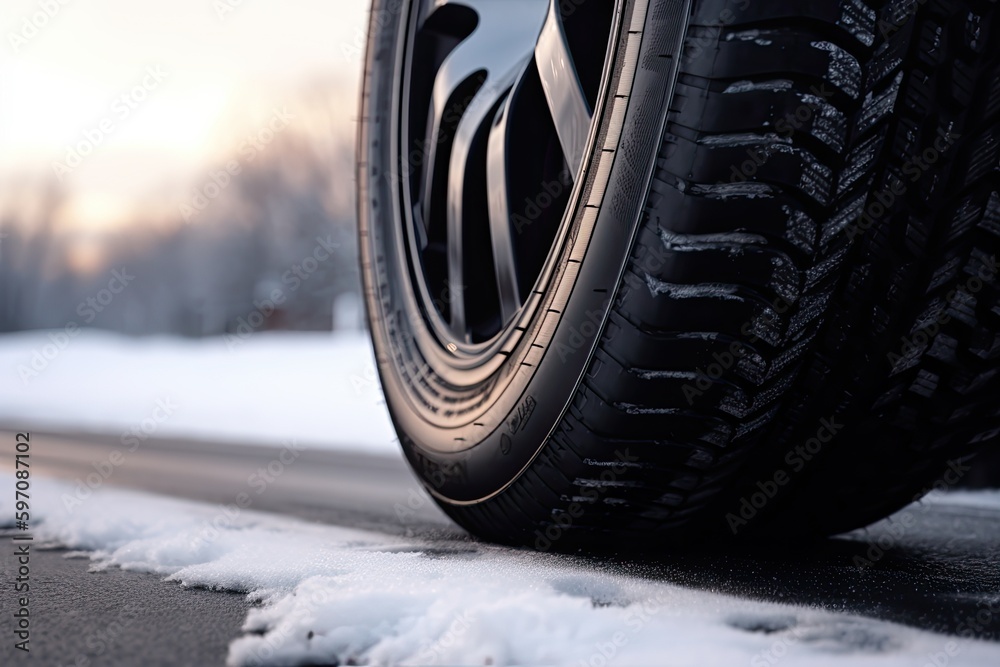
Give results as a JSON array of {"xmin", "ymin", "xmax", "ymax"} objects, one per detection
[{"xmin": 1, "ymin": 428, "xmax": 998, "ymax": 664}]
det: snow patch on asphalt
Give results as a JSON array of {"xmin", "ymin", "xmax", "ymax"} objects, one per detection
[
  {"xmin": 0, "ymin": 329, "xmax": 396, "ymax": 454},
  {"xmin": 922, "ymin": 489, "xmax": 1000, "ymax": 511},
  {"xmin": 4, "ymin": 476, "xmax": 999, "ymax": 667}
]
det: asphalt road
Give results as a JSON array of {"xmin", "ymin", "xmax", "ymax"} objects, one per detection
[
  {"xmin": 0, "ymin": 546, "xmax": 247, "ymax": 666},
  {"xmin": 1, "ymin": 428, "xmax": 998, "ymax": 665}
]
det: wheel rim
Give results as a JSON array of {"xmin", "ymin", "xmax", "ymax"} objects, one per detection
[{"xmin": 397, "ymin": 0, "xmax": 616, "ymax": 360}]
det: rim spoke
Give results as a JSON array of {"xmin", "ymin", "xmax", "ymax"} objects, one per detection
[
  {"xmin": 534, "ymin": 0, "xmax": 592, "ymax": 176},
  {"xmin": 486, "ymin": 92, "xmax": 523, "ymax": 324},
  {"xmin": 421, "ymin": 0, "xmax": 549, "ymax": 224},
  {"xmin": 445, "ymin": 241, "xmax": 466, "ymax": 338},
  {"xmin": 446, "ymin": 59, "xmax": 527, "ymax": 339},
  {"xmin": 404, "ymin": 0, "xmax": 613, "ymax": 347},
  {"xmin": 423, "ymin": 0, "xmax": 547, "ymax": 19},
  {"xmin": 420, "ymin": 42, "xmax": 485, "ymax": 228},
  {"xmin": 422, "ymin": 2, "xmax": 547, "ymax": 340}
]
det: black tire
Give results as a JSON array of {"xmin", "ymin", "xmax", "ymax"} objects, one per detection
[{"xmin": 357, "ymin": 0, "xmax": 1000, "ymax": 549}]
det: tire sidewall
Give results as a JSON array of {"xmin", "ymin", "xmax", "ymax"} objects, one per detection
[{"xmin": 358, "ymin": 0, "xmax": 683, "ymax": 503}]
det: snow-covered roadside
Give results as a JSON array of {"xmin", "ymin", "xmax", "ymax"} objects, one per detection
[
  {"xmin": 4, "ymin": 475, "xmax": 999, "ymax": 667},
  {"xmin": 922, "ymin": 489, "xmax": 1000, "ymax": 511},
  {"xmin": 0, "ymin": 329, "xmax": 397, "ymax": 454}
]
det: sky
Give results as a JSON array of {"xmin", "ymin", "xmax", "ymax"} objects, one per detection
[{"xmin": 0, "ymin": 0, "xmax": 368, "ymax": 230}]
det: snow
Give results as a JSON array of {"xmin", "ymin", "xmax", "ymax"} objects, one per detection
[
  {"xmin": 4, "ymin": 475, "xmax": 999, "ymax": 667},
  {"xmin": 922, "ymin": 489, "xmax": 1000, "ymax": 511},
  {"xmin": 0, "ymin": 329, "xmax": 397, "ymax": 454}
]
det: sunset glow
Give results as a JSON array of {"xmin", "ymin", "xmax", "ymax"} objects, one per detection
[{"xmin": 1, "ymin": 0, "xmax": 368, "ymax": 231}]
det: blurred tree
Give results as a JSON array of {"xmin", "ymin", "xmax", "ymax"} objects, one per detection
[
  {"xmin": 0, "ymin": 177, "xmax": 65, "ymax": 332},
  {"xmin": 0, "ymin": 79, "xmax": 360, "ymax": 337}
]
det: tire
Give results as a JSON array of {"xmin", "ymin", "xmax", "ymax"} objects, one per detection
[{"xmin": 357, "ymin": 0, "xmax": 1000, "ymax": 549}]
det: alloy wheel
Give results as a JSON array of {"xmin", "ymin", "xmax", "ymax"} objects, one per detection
[{"xmin": 397, "ymin": 0, "xmax": 617, "ymax": 360}]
